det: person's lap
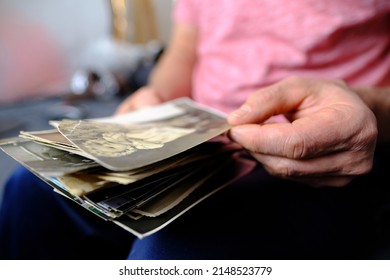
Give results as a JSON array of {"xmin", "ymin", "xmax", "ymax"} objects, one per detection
[
  {"xmin": 1, "ymin": 156, "xmax": 390, "ymax": 259},
  {"xmin": 128, "ymin": 164, "xmax": 386, "ymax": 259},
  {"xmin": 0, "ymin": 165, "xmax": 134, "ymax": 259}
]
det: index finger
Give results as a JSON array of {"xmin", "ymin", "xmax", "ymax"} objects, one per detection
[
  {"xmin": 228, "ymin": 77, "xmax": 328, "ymax": 125},
  {"xmin": 229, "ymin": 108, "xmax": 356, "ymax": 159}
]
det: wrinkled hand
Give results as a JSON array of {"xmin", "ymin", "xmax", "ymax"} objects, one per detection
[
  {"xmin": 228, "ymin": 77, "xmax": 378, "ymax": 187},
  {"xmin": 115, "ymin": 86, "xmax": 162, "ymax": 115}
]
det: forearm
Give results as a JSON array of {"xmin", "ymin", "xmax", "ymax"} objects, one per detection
[
  {"xmin": 354, "ymin": 86, "xmax": 390, "ymax": 144},
  {"xmin": 148, "ymin": 48, "xmax": 194, "ymax": 102},
  {"xmin": 114, "ymin": 24, "xmax": 197, "ymax": 115},
  {"xmin": 147, "ymin": 24, "xmax": 197, "ymax": 102}
]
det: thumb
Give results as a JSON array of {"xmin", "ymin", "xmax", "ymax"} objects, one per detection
[{"xmin": 228, "ymin": 77, "xmax": 318, "ymax": 125}]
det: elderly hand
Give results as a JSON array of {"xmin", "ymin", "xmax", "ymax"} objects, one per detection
[{"xmin": 228, "ymin": 77, "xmax": 378, "ymax": 187}]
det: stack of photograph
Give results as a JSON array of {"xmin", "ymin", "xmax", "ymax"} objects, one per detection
[{"xmin": 0, "ymin": 98, "xmax": 256, "ymax": 238}]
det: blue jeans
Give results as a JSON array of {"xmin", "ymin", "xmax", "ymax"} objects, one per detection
[
  {"xmin": 0, "ymin": 165, "xmax": 134, "ymax": 259},
  {"xmin": 1, "ymin": 156, "xmax": 390, "ymax": 259}
]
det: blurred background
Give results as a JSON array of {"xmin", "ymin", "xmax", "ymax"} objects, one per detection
[{"xmin": 0, "ymin": 0, "xmax": 174, "ymax": 194}]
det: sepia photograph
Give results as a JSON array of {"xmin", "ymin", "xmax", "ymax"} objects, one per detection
[{"xmin": 57, "ymin": 98, "xmax": 231, "ymax": 171}]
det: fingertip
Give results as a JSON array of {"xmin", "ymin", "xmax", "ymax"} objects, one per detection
[
  {"xmin": 114, "ymin": 107, "xmax": 124, "ymax": 116},
  {"xmin": 227, "ymin": 104, "xmax": 251, "ymax": 125},
  {"xmin": 227, "ymin": 125, "xmax": 248, "ymax": 143},
  {"xmin": 114, "ymin": 103, "xmax": 131, "ymax": 116}
]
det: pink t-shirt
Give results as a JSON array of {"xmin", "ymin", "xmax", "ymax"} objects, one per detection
[{"xmin": 174, "ymin": 0, "xmax": 390, "ymax": 113}]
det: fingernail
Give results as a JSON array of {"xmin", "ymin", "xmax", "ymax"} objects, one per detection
[{"xmin": 228, "ymin": 126, "xmax": 246, "ymax": 142}]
